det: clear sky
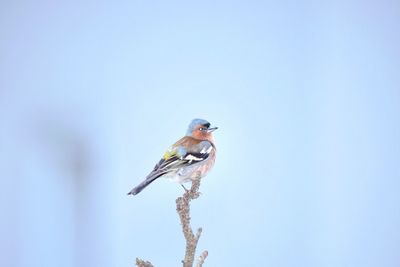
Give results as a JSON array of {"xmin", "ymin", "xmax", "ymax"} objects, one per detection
[{"xmin": 1, "ymin": 1, "xmax": 400, "ymax": 267}]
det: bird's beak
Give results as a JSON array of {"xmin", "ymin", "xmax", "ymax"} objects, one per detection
[{"xmin": 207, "ymin": 127, "xmax": 218, "ymax": 133}]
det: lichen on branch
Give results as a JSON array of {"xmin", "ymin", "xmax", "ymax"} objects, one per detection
[
  {"xmin": 176, "ymin": 179, "xmax": 207, "ymax": 267},
  {"xmin": 136, "ymin": 258, "xmax": 154, "ymax": 267},
  {"xmin": 135, "ymin": 178, "xmax": 208, "ymax": 267}
]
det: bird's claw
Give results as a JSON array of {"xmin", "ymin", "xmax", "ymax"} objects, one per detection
[{"xmin": 181, "ymin": 184, "xmax": 189, "ymax": 193}]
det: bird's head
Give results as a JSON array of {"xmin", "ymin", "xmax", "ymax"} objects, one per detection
[{"xmin": 186, "ymin": 118, "xmax": 218, "ymax": 141}]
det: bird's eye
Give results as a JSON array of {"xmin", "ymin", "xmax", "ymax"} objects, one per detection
[{"xmin": 199, "ymin": 127, "xmax": 204, "ymax": 131}]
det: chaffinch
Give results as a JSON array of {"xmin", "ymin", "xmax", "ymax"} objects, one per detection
[{"xmin": 127, "ymin": 118, "xmax": 218, "ymax": 196}]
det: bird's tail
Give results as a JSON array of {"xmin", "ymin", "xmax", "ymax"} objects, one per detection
[{"xmin": 127, "ymin": 173, "xmax": 164, "ymax": 196}]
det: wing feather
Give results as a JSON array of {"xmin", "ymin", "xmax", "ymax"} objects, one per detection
[{"xmin": 147, "ymin": 139, "xmax": 213, "ymax": 179}]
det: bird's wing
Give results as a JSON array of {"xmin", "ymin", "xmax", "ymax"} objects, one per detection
[{"xmin": 146, "ymin": 137, "xmax": 214, "ymax": 179}]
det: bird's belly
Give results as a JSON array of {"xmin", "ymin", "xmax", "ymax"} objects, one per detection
[{"xmin": 166, "ymin": 157, "xmax": 215, "ymax": 184}]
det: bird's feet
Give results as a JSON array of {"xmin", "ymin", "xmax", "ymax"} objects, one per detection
[
  {"xmin": 180, "ymin": 181, "xmax": 202, "ymax": 199},
  {"xmin": 181, "ymin": 184, "xmax": 189, "ymax": 193}
]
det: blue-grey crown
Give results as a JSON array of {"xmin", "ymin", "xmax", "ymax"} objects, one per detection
[{"xmin": 186, "ymin": 118, "xmax": 210, "ymax": 136}]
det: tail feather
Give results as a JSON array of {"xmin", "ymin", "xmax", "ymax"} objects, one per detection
[
  {"xmin": 127, "ymin": 172, "xmax": 166, "ymax": 196},
  {"xmin": 127, "ymin": 180, "xmax": 151, "ymax": 195}
]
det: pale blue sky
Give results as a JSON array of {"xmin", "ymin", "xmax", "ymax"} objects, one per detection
[{"xmin": 1, "ymin": 1, "xmax": 400, "ymax": 267}]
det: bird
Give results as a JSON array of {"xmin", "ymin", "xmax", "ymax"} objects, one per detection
[{"xmin": 127, "ymin": 118, "xmax": 218, "ymax": 196}]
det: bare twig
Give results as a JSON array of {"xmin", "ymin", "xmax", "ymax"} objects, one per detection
[
  {"xmin": 195, "ymin": 250, "xmax": 209, "ymax": 267},
  {"xmin": 135, "ymin": 258, "xmax": 154, "ymax": 267},
  {"xmin": 135, "ymin": 178, "xmax": 207, "ymax": 267},
  {"xmin": 176, "ymin": 179, "xmax": 206, "ymax": 267}
]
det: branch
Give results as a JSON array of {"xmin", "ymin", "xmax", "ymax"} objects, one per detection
[
  {"xmin": 176, "ymin": 179, "xmax": 207, "ymax": 267},
  {"xmin": 135, "ymin": 258, "xmax": 154, "ymax": 267},
  {"xmin": 195, "ymin": 250, "xmax": 208, "ymax": 267},
  {"xmin": 135, "ymin": 178, "xmax": 207, "ymax": 267}
]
